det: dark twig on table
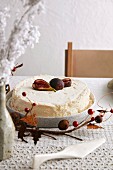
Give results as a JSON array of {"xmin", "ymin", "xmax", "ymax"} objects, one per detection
[
  {"xmin": 42, "ymin": 133, "xmax": 57, "ymax": 140},
  {"xmin": 64, "ymin": 134, "xmax": 83, "ymax": 141}
]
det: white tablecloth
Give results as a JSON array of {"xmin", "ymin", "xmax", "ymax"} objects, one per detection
[{"xmin": 0, "ymin": 76, "xmax": 113, "ymax": 170}]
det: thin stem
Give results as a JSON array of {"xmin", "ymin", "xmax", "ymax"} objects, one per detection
[
  {"xmin": 64, "ymin": 134, "xmax": 83, "ymax": 141},
  {"xmin": 42, "ymin": 133, "xmax": 57, "ymax": 140},
  {"xmin": 97, "ymin": 92, "xmax": 113, "ymax": 109},
  {"xmin": 24, "ymin": 97, "xmax": 34, "ymax": 117},
  {"xmin": 103, "ymin": 113, "xmax": 113, "ymax": 122},
  {"xmin": 26, "ymin": 96, "xmax": 33, "ymax": 105},
  {"xmin": 15, "ymin": 63, "xmax": 23, "ymax": 68},
  {"xmin": 79, "ymin": 115, "xmax": 89, "ymax": 125},
  {"xmin": 18, "ymin": 6, "xmax": 32, "ymax": 26}
]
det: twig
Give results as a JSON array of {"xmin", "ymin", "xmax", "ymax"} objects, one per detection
[
  {"xmin": 103, "ymin": 113, "xmax": 112, "ymax": 122},
  {"xmin": 79, "ymin": 115, "xmax": 89, "ymax": 124},
  {"xmin": 25, "ymin": 120, "xmax": 91, "ymax": 135},
  {"xmin": 64, "ymin": 134, "xmax": 83, "ymax": 141},
  {"xmin": 42, "ymin": 133, "xmax": 57, "ymax": 140},
  {"xmin": 97, "ymin": 92, "xmax": 113, "ymax": 109}
]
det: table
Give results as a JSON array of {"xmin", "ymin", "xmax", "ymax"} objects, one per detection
[{"xmin": 0, "ymin": 76, "xmax": 113, "ymax": 170}]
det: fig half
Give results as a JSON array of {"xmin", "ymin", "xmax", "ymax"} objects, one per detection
[
  {"xmin": 32, "ymin": 79, "xmax": 56, "ymax": 92},
  {"xmin": 62, "ymin": 78, "xmax": 72, "ymax": 87}
]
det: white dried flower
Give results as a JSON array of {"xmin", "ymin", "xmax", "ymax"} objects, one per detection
[
  {"xmin": 0, "ymin": 7, "xmax": 10, "ymax": 60},
  {"xmin": 21, "ymin": 0, "xmax": 42, "ymax": 7},
  {"xmin": 0, "ymin": 0, "xmax": 44, "ymax": 83}
]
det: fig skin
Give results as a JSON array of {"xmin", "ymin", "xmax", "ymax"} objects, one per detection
[
  {"xmin": 32, "ymin": 79, "xmax": 56, "ymax": 91},
  {"xmin": 49, "ymin": 78, "xmax": 64, "ymax": 90},
  {"xmin": 62, "ymin": 78, "xmax": 72, "ymax": 87}
]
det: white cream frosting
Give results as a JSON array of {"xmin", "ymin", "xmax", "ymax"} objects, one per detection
[{"xmin": 10, "ymin": 75, "xmax": 93, "ymax": 117}]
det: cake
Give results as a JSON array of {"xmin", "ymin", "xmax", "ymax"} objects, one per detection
[{"xmin": 10, "ymin": 75, "xmax": 93, "ymax": 117}]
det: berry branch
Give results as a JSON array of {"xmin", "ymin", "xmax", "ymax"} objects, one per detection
[{"xmin": 11, "ymin": 63, "xmax": 23, "ymax": 75}]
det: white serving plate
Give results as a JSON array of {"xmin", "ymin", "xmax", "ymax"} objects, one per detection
[{"xmin": 6, "ymin": 90, "xmax": 95, "ymax": 128}]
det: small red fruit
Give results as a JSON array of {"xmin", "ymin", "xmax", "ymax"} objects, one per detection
[
  {"xmin": 110, "ymin": 109, "xmax": 113, "ymax": 113},
  {"xmin": 88, "ymin": 109, "xmax": 94, "ymax": 115},
  {"xmin": 32, "ymin": 103, "xmax": 36, "ymax": 106},
  {"xmin": 73, "ymin": 121, "xmax": 79, "ymax": 127},
  {"xmin": 12, "ymin": 67, "xmax": 16, "ymax": 72},
  {"xmin": 22, "ymin": 92, "xmax": 26, "ymax": 96},
  {"xmin": 91, "ymin": 117, "xmax": 95, "ymax": 121},
  {"xmin": 25, "ymin": 108, "xmax": 30, "ymax": 113},
  {"xmin": 100, "ymin": 114, "xmax": 104, "ymax": 117}
]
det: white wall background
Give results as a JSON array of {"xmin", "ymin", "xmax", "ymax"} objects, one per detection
[{"xmin": 1, "ymin": 0, "xmax": 113, "ymax": 76}]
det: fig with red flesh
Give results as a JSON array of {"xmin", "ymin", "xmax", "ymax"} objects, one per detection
[
  {"xmin": 62, "ymin": 78, "xmax": 72, "ymax": 87},
  {"xmin": 32, "ymin": 79, "xmax": 56, "ymax": 91}
]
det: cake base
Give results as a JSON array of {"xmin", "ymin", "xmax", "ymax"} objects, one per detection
[{"xmin": 6, "ymin": 91, "xmax": 95, "ymax": 128}]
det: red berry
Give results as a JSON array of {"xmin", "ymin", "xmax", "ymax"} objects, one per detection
[
  {"xmin": 25, "ymin": 108, "xmax": 30, "ymax": 113},
  {"xmin": 100, "ymin": 114, "xmax": 104, "ymax": 117},
  {"xmin": 110, "ymin": 109, "xmax": 113, "ymax": 113},
  {"xmin": 88, "ymin": 109, "xmax": 94, "ymax": 115},
  {"xmin": 12, "ymin": 67, "xmax": 16, "ymax": 72},
  {"xmin": 91, "ymin": 117, "xmax": 95, "ymax": 121},
  {"xmin": 73, "ymin": 121, "xmax": 79, "ymax": 127},
  {"xmin": 22, "ymin": 92, "xmax": 26, "ymax": 96},
  {"xmin": 32, "ymin": 103, "xmax": 36, "ymax": 106}
]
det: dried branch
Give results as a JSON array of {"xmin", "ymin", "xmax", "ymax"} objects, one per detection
[
  {"xmin": 42, "ymin": 133, "xmax": 57, "ymax": 140},
  {"xmin": 64, "ymin": 134, "xmax": 83, "ymax": 141}
]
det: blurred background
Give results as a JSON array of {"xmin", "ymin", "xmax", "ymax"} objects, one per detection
[{"xmin": 1, "ymin": 0, "xmax": 113, "ymax": 76}]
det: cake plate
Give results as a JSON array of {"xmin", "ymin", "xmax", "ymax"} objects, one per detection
[{"xmin": 6, "ymin": 91, "xmax": 95, "ymax": 128}]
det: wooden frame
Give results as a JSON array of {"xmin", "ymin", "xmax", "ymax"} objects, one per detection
[{"xmin": 65, "ymin": 42, "xmax": 113, "ymax": 78}]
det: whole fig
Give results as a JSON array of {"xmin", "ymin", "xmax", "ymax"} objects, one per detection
[{"xmin": 49, "ymin": 78, "xmax": 64, "ymax": 90}]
